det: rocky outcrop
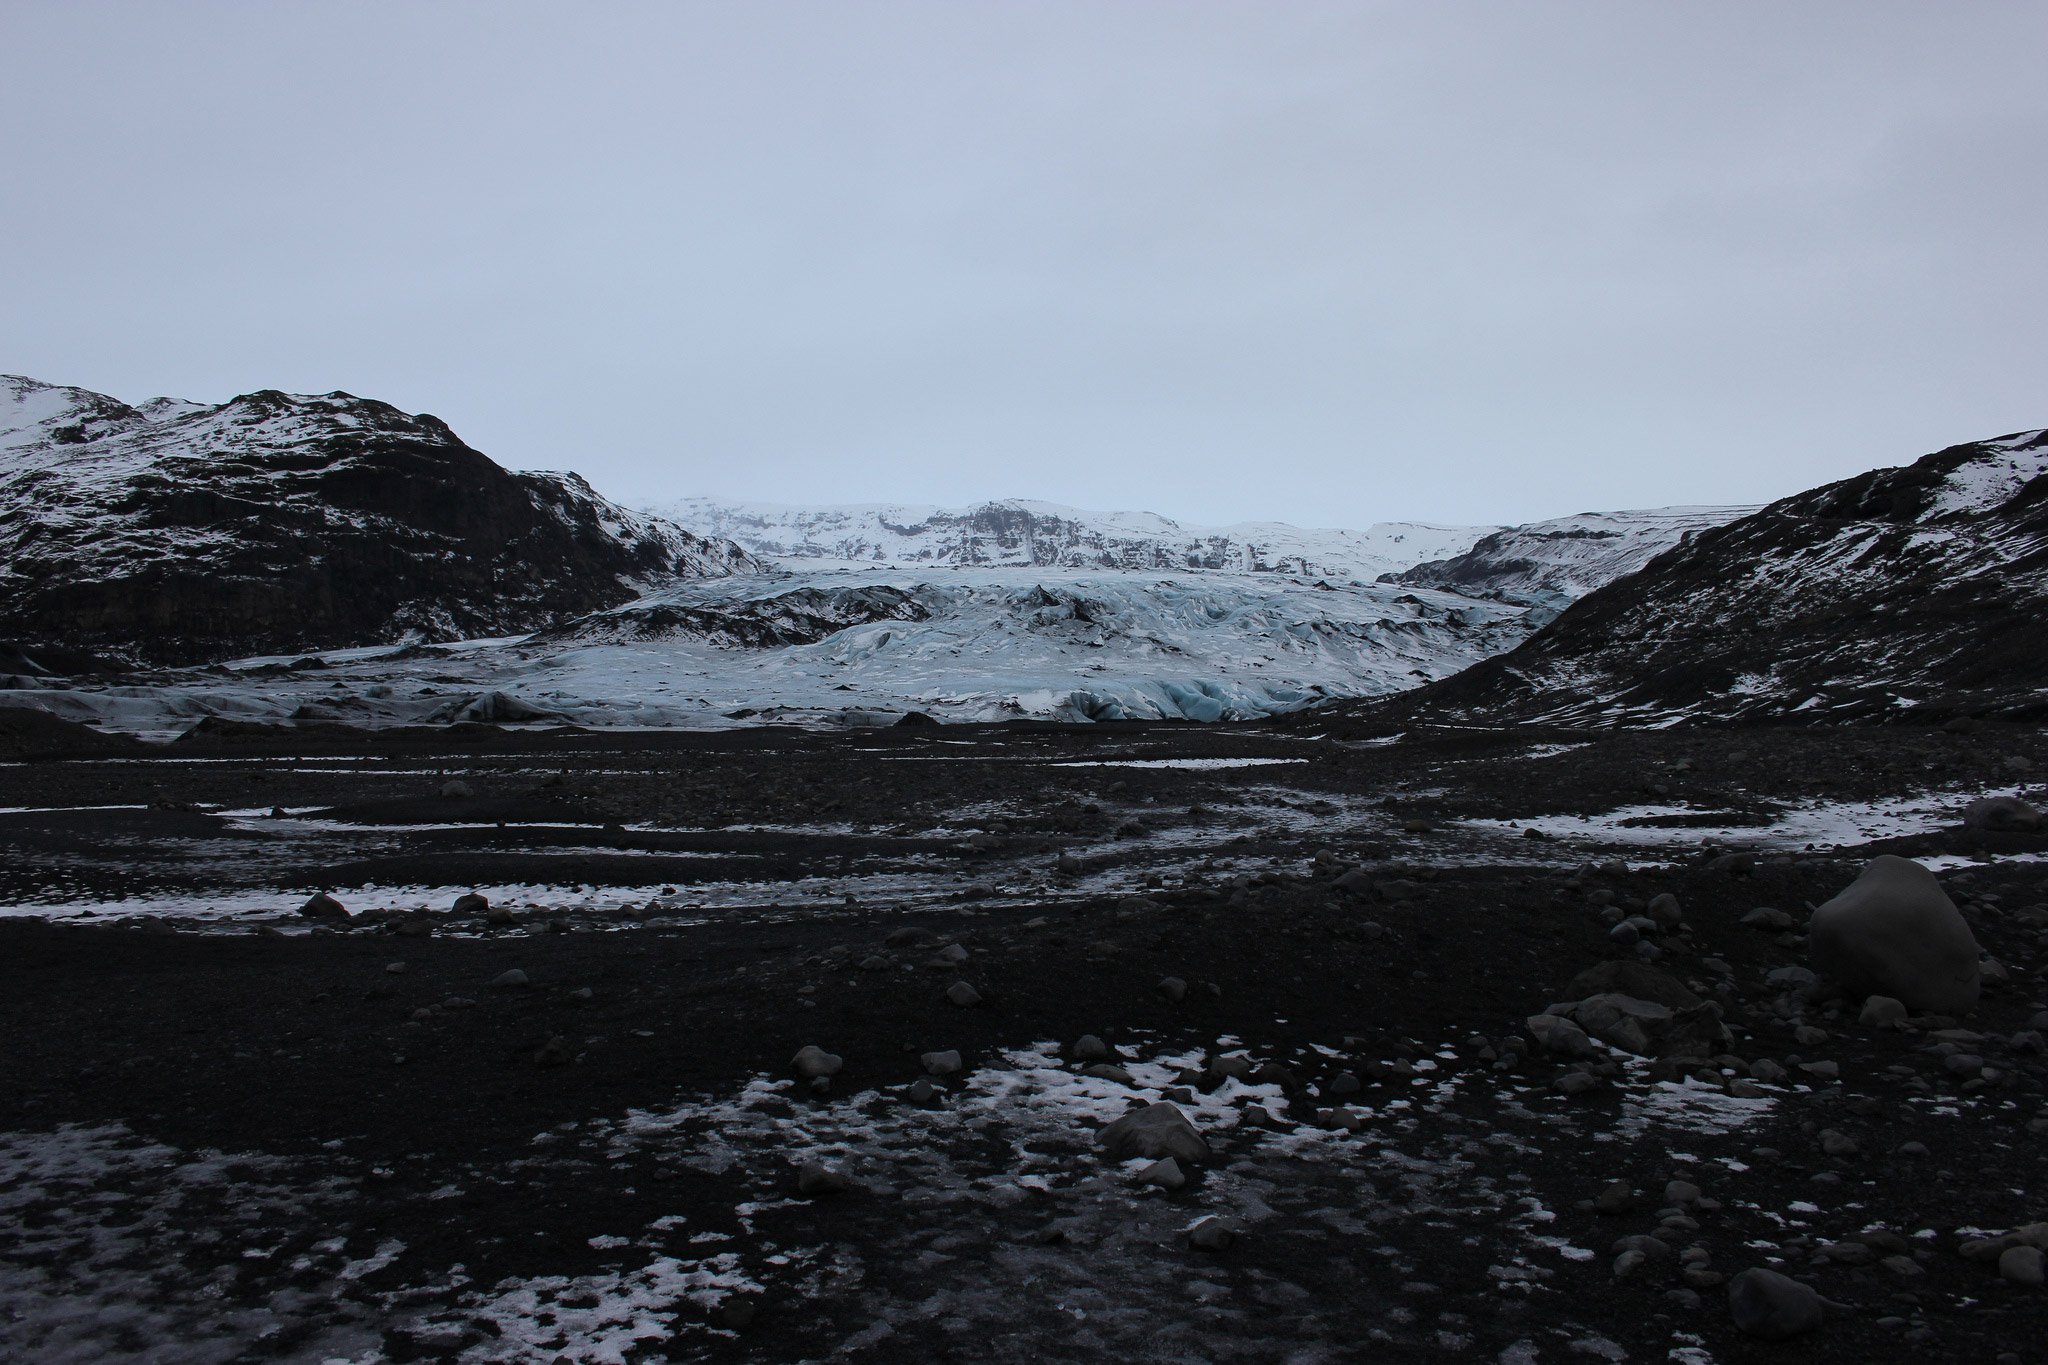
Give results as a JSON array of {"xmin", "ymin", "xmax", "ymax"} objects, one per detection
[
  {"xmin": 1, "ymin": 376, "xmax": 764, "ymax": 664},
  {"xmin": 1360, "ymin": 427, "xmax": 2048, "ymax": 725}
]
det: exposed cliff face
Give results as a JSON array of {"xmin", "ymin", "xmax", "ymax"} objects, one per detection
[
  {"xmin": 1369, "ymin": 428, "xmax": 2048, "ymax": 726},
  {"xmin": 0, "ymin": 376, "xmax": 763, "ymax": 665}
]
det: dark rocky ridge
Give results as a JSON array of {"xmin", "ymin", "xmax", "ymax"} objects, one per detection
[
  {"xmin": 1357, "ymin": 427, "xmax": 2048, "ymax": 727},
  {"xmin": 0, "ymin": 376, "xmax": 764, "ymax": 666}
]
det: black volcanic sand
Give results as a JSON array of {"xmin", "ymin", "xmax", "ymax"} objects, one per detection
[{"xmin": 2, "ymin": 719, "xmax": 2046, "ymax": 1364}]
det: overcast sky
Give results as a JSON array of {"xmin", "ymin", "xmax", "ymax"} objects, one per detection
[{"xmin": 3, "ymin": 2, "xmax": 2044, "ymax": 528}]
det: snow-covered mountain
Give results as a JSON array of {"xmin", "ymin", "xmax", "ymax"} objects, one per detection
[
  {"xmin": 1375, "ymin": 427, "xmax": 2048, "ymax": 726},
  {"xmin": 653, "ymin": 497, "xmax": 1493, "ymax": 581},
  {"xmin": 0, "ymin": 376, "xmax": 763, "ymax": 664},
  {"xmin": 1382, "ymin": 505, "xmax": 1756, "ymax": 606}
]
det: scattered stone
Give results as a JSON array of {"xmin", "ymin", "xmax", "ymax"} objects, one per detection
[
  {"xmin": 1097, "ymin": 1102, "xmax": 1211, "ymax": 1166},
  {"xmin": 491, "ymin": 968, "xmax": 530, "ymax": 988},
  {"xmin": 791, "ymin": 1045, "xmax": 844, "ymax": 1080},
  {"xmin": 1818, "ymin": 1129, "xmax": 1860, "ymax": 1158},
  {"xmin": 1962, "ymin": 796, "xmax": 2043, "ymax": 833},
  {"xmin": 1526, "ymin": 1013, "xmax": 1594, "ymax": 1058},
  {"xmin": 1728, "ymin": 1267, "xmax": 1824, "ymax": 1339},
  {"xmin": 1999, "ymin": 1246, "xmax": 2046, "ymax": 1287},
  {"xmin": 299, "ymin": 893, "xmax": 348, "ymax": 920},
  {"xmin": 1594, "ymin": 1181, "xmax": 1635, "ymax": 1215},
  {"xmin": 1156, "ymin": 976, "xmax": 1188, "ymax": 1002},
  {"xmin": 797, "ymin": 1163, "xmax": 852, "ymax": 1196},
  {"xmin": 1136, "ymin": 1157, "xmax": 1186, "ymax": 1190},
  {"xmin": 920, "ymin": 1049, "xmax": 962, "ymax": 1077},
  {"xmin": 1810, "ymin": 855, "xmax": 1983, "ymax": 1014},
  {"xmin": 1566, "ymin": 960, "xmax": 1702, "ymax": 1010},
  {"xmin": 944, "ymin": 981, "xmax": 982, "ymax": 1008}
]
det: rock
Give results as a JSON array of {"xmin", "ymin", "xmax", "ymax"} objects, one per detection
[
  {"xmin": 1097, "ymin": 1102, "xmax": 1211, "ymax": 1166},
  {"xmin": 1056, "ymin": 852, "xmax": 1084, "ymax": 874},
  {"xmin": 440, "ymin": 780, "xmax": 473, "ymax": 799},
  {"xmin": 486, "ymin": 905, "xmax": 518, "ymax": 925},
  {"xmin": 1799, "ymin": 1060, "xmax": 1841, "ymax": 1081},
  {"xmin": 1332, "ymin": 868, "xmax": 1373, "ymax": 894},
  {"xmin": 1963, "ymin": 796, "xmax": 2043, "ymax": 833},
  {"xmin": 1706, "ymin": 852, "xmax": 1755, "ymax": 875},
  {"xmin": 1137, "ymin": 1157, "xmax": 1186, "ymax": 1190},
  {"xmin": 797, "ymin": 1163, "xmax": 852, "ymax": 1196},
  {"xmin": 1645, "ymin": 892, "xmax": 1683, "ymax": 926},
  {"xmin": 1817, "ymin": 1129, "xmax": 1859, "ymax": 1158},
  {"xmin": 858, "ymin": 955, "xmax": 892, "ymax": 971},
  {"xmin": 1809, "ymin": 855, "xmax": 1983, "ymax": 1014},
  {"xmin": 1896, "ymin": 1140, "xmax": 1930, "ymax": 1158},
  {"xmin": 1748, "ymin": 1058, "xmax": 1788, "ymax": 1082},
  {"xmin": 791, "ymin": 1045, "xmax": 844, "ymax": 1079},
  {"xmin": 1742, "ymin": 906, "xmax": 1797, "ymax": 930},
  {"xmin": 1189, "ymin": 1217, "xmax": 1240, "ymax": 1251},
  {"xmin": 1944, "ymin": 1052, "xmax": 1984, "ymax": 1078},
  {"xmin": 299, "ymin": 892, "xmax": 348, "ymax": 920},
  {"xmin": 920, "ymin": 1049, "xmax": 962, "ymax": 1077},
  {"xmin": 1555, "ymin": 1071, "xmax": 1599, "ymax": 1096},
  {"xmin": 907, "ymin": 1077, "xmax": 939, "ymax": 1103},
  {"xmin": 1608, "ymin": 921, "xmax": 1641, "ymax": 947},
  {"xmin": 928, "ymin": 942, "xmax": 970, "ymax": 965},
  {"xmin": 1596, "ymin": 1016, "xmax": 1653, "ymax": 1056},
  {"xmin": 1665, "ymin": 1180, "xmax": 1701, "ymax": 1206},
  {"xmin": 1156, "ymin": 976, "xmax": 1188, "ymax": 1002},
  {"xmin": 1566, "ymin": 960, "xmax": 1702, "ymax": 1010},
  {"xmin": 1728, "ymin": 1267, "xmax": 1824, "ymax": 1339},
  {"xmin": 450, "ymin": 891, "xmax": 488, "ymax": 915},
  {"xmin": 532, "ymin": 1035, "xmax": 570, "ymax": 1067},
  {"xmin": 1793, "ymin": 1024, "xmax": 1829, "ymax": 1046},
  {"xmin": 718, "ymin": 1297, "xmax": 758, "ymax": 1330},
  {"xmin": 1613, "ymin": 1248, "xmax": 1650, "ymax": 1279},
  {"xmin": 1526, "ymin": 1013, "xmax": 1594, "ymax": 1058},
  {"xmin": 1999, "ymin": 1246, "xmax": 2046, "ymax": 1286},
  {"xmin": 394, "ymin": 916, "xmax": 433, "ymax": 938},
  {"xmin": 1083, "ymin": 1063, "xmax": 1138, "ymax": 1085},
  {"xmin": 491, "ymin": 968, "xmax": 530, "ymax": 988},
  {"xmin": 1072, "ymin": 1035, "xmax": 1112, "ymax": 1061},
  {"xmin": 886, "ymin": 926, "xmax": 937, "ymax": 948},
  {"xmin": 1594, "ymin": 1181, "xmax": 1635, "ymax": 1214},
  {"xmin": 1859, "ymin": 995, "xmax": 1908, "ymax": 1026},
  {"xmin": 1611, "ymin": 1234, "xmax": 1673, "ymax": 1263},
  {"xmin": 1766, "ymin": 965, "xmax": 1817, "ymax": 989},
  {"xmin": 1726, "ymin": 1079, "xmax": 1767, "ymax": 1098},
  {"xmin": 944, "ymin": 981, "xmax": 982, "ymax": 1008},
  {"xmin": 384, "ymin": 961, "xmax": 407, "ymax": 975},
  {"xmin": 1327, "ymin": 1071, "xmax": 1362, "ymax": 1096}
]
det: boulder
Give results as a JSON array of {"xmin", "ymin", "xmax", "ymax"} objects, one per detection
[
  {"xmin": 1644, "ymin": 892, "xmax": 1683, "ymax": 927},
  {"xmin": 920, "ymin": 1049, "xmax": 963, "ymax": 1077},
  {"xmin": 791, "ymin": 1045, "xmax": 844, "ymax": 1079},
  {"xmin": 1962, "ymin": 796, "xmax": 2042, "ymax": 833},
  {"xmin": 451, "ymin": 891, "xmax": 488, "ymax": 915},
  {"xmin": 1566, "ymin": 960, "xmax": 1701, "ymax": 1011},
  {"xmin": 1072, "ymin": 1035, "xmax": 1112, "ymax": 1062},
  {"xmin": 1526, "ymin": 1014, "xmax": 1593, "ymax": 1058},
  {"xmin": 1727, "ymin": 1267, "xmax": 1824, "ymax": 1339},
  {"xmin": 299, "ymin": 892, "xmax": 348, "ymax": 920},
  {"xmin": 1809, "ymin": 856, "xmax": 1982, "ymax": 1013},
  {"xmin": 1097, "ymin": 1102, "xmax": 1212, "ymax": 1166},
  {"xmin": 944, "ymin": 981, "xmax": 983, "ymax": 1008}
]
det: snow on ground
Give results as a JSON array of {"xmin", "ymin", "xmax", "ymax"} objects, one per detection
[{"xmin": 0, "ymin": 1029, "xmax": 1788, "ymax": 1365}]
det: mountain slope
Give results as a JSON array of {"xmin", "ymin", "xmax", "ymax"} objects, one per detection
[
  {"xmin": 1369, "ymin": 428, "xmax": 2048, "ymax": 726},
  {"xmin": 653, "ymin": 497, "xmax": 1493, "ymax": 581},
  {"xmin": 1382, "ymin": 506, "xmax": 1755, "ymax": 607},
  {"xmin": 0, "ymin": 376, "xmax": 763, "ymax": 665}
]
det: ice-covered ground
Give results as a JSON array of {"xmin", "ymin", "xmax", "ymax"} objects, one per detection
[{"xmin": 1, "ymin": 568, "xmax": 1542, "ymax": 740}]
